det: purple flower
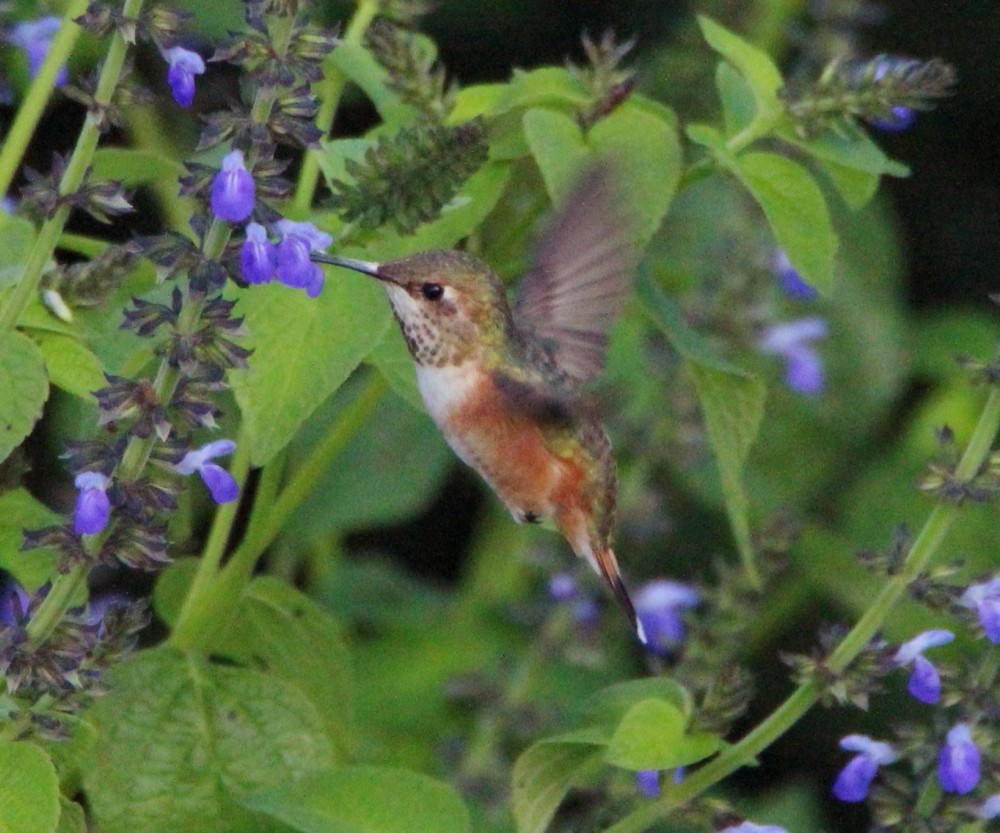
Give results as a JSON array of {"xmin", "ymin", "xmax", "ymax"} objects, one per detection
[
  {"xmin": 892, "ymin": 629, "xmax": 953, "ymax": 704},
  {"xmin": 240, "ymin": 222, "xmax": 277, "ymax": 284},
  {"xmin": 634, "ymin": 580, "xmax": 699, "ymax": 657},
  {"xmin": 938, "ymin": 723, "xmax": 980, "ymax": 794},
  {"xmin": 773, "ymin": 250, "xmax": 817, "ymax": 300},
  {"xmin": 548, "ymin": 573, "xmax": 578, "ymax": 603},
  {"xmin": 978, "ymin": 794, "xmax": 1000, "ymax": 820},
  {"xmin": 164, "ymin": 47, "xmax": 205, "ymax": 108},
  {"xmin": 74, "ymin": 471, "xmax": 111, "ymax": 535},
  {"xmin": 958, "ymin": 578, "xmax": 1000, "ymax": 643},
  {"xmin": 210, "ymin": 150, "xmax": 255, "ymax": 222},
  {"xmin": 275, "ymin": 220, "xmax": 332, "ymax": 297},
  {"xmin": 718, "ymin": 822, "xmax": 788, "ymax": 833},
  {"xmin": 832, "ymin": 735, "xmax": 897, "ymax": 802},
  {"xmin": 758, "ymin": 317, "xmax": 828, "ymax": 396},
  {"xmin": 10, "ymin": 17, "xmax": 67, "ymax": 86},
  {"xmin": 635, "ymin": 770, "xmax": 659, "ymax": 798},
  {"xmin": 175, "ymin": 440, "xmax": 239, "ymax": 504},
  {"xmin": 0, "ymin": 577, "xmax": 30, "ymax": 626},
  {"xmin": 867, "ymin": 59, "xmax": 916, "ymax": 133}
]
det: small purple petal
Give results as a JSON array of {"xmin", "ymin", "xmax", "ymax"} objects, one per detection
[
  {"xmin": 784, "ymin": 347, "xmax": 825, "ymax": 395},
  {"xmin": 978, "ymin": 794, "xmax": 1000, "ymax": 820},
  {"xmin": 773, "ymin": 250, "xmax": 816, "ymax": 300},
  {"xmin": 868, "ymin": 107, "xmax": 916, "ymax": 133},
  {"xmin": 210, "ymin": 150, "xmax": 255, "ymax": 222},
  {"xmin": 838, "ymin": 735, "xmax": 897, "ymax": 763},
  {"xmin": 938, "ymin": 724, "xmax": 981, "ymax": 794},
  {"xmin": 175, "ymin": 439, "xmax": 236, "ymax": 474},
  {"xmin": 759, "ymin": 318, "xmax": 828, "ymax": 396},
  {"xmin": 635, "ymin": 770, "xmax": 659, "ymax": 798},
  {"xmin": 549, "ymin": 573, "xmax": 578, "ymax": 602},
  {"xmin": 11, "ymin": 17, "xmax": 67, "ymax": 85},
  {"xmin": 275, "ymin": 219, "xmax": 332, "ymax": 252},
  {"xmin": 978, "ymin": 601, "xmax": 1000, "ymax": 643},
  {"xmin": 73, "ymin": 472, "xmax": 111, "ymax": 536},
  {"xmin": 199, "ymin": 463, "xmax": 239, "ymax": 504},
  {"xmin": 240, "ymin": 222, "xmax": 276, "ymax": 284},
  {"xmin": 960, "ymin": 579, "xmax": 1000, "ymax": 643},
  {"xmin": 718, "ymin": 823, "xmax": 788, "ymax": 833},
  {"xmin": 165, "ymin": 47, "xmax": 205, "ymax": 108},
  {"xmin": 304, "ymin": 264, "xmax": 324, "ymax": 298},
  {"xmin": 907, "ymin": 654, "xmax": 942, "ymax": 704},
  {"xmin": 635, "ymin": 580, "xmax": 699, "ymax": 656},
  {"xmin": 275, "ymin": 234, "xmax": 315, "ymax": 288},
  {"xmin": 0, "ymin": 578, "xmax": 30, "ymax": 626},
  {"xmin": 833, "ymin": 754, "xmax": 878, "ymax": 802},
  {"xmin": 893, "ymin": 629, "xmax": 955, "ymax": 663}
]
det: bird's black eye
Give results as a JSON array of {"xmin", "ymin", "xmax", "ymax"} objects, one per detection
[{"xmin": 421, "ymin": 282, "xmax": 444, "ymax": 301}]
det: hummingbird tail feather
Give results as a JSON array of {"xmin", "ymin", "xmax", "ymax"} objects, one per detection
[{"xmin": 594, "ymin": 548, "xmax": 647, "ymax": 645}]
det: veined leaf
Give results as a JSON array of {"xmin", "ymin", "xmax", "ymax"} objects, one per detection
[
  {"xmin": 0, "ymin": 330, "xmax": 48, "ymax": 464},
  {"xmin": 0, "ymin": 741, "xmax": 60, "ymax": 833}
]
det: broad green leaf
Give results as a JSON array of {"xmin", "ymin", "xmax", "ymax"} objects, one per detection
[
  {"xmin": 605, "ymin": 698, "xmax": 721, "ymax": 771},
  {"xmin": 329, "ymin": 42, "xmax": 415, "ymax": 126},
  {"xmin": 697, "ymin": 17, "xmax": 784, "ymax": 128},
  {"xmin": 84, "ymin": 647, "xmax": 335, "ymax": 833},
  {"xmin": 522, "ymin": 108, "xmax": 589, "ymax": 205},
  {"xmin": 55, "ymin": 799, "xmax": 85, "ymax": 833},
  {"xmin": 34, "ymin": 332, "xmax": 106, "ymax": 400},
  {"xmin": 776, "ymin": 121, "xmax": 910, "ymax": 177},
  {"xmin": 716, "ymin": 61, "xmax": 755, "ymax": 136},
  {"xmin": 286, "ymin": 382, "xmax": 451, "ymax": 535},
  {"xmin": 729, "ymin": 151, "xmax": 837, "ymax": 292},
  {"xmin": 91, "ymin": 148, "xmax": 185, "ymax": 187},
  {"xmin": 366, "ymin": 326, "xmax": 420, "ymax": 408},
  {"xmin": 0, "ymin": 741, "xmax": 60, "ymax": 833},
  {"xmin": 511, "ymin": 740, "xmax": 605, "ymax": 833},
  {"xmin": 582, "ymin": 676, "xmax": 692, "ymax": 726},
  {"xmin": 0, "ymin": 213, "xmax": 37, "ymax": 287},
  {"xmin": 685, "ymin": 123, "xmax": 726, "ymax": 151},
  {"xmin": 151, "ymin": 557, "xmax": 199, "ymax": 629},
  {"xmin": 689, "ymin": 363, "xmax": 767, "ymax": 583},
  {"xmin": 228, "ymin": 275, "xmax": 391, "ymax": 466},
  {"xmin": 217, "ymin": 577, "xmax": 355, "ymax": 762},
  {"xmin": 816, "ymin": 159, "xmax": 881, "ymax": 210},
  {"xmin": 0, "ymin": 330, "xmax": 49, "ymax": 464},
  {"xmin": 0, "ymin": 489, "xmax": 61, "ymax": 590},
  {"xmin": 587, "ymin": 99, "xmax": 683, "ymax": 247},
  {"xmin": 17, "ymin": 297, "xmax": 79, "ymax": 337},
  {"xmin": 451, "ymin": 67, "xmax": 588, "ymax": 123},
  {"xmin": 241, "ymin": 766, "xmax": 471, "ymax": 833}
]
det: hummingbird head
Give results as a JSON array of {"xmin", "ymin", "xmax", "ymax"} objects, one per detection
[{"xmin": 316, "ymin": 250, "xmax": 516, "ymax": 367}]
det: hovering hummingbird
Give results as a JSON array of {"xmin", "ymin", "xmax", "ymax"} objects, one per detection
[{"xmin": 313, "ymin": 167, "xmax": 646, "ymax": 643}]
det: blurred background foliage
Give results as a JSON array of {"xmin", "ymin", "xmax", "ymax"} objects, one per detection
[{"xmin": 3, "ymin": 0, "xmax": 998, "ymax": 831}]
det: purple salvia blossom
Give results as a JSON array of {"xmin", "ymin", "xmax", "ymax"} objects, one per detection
[
  {"xmin": 240, "ymin": 222, "xmax": 277, "ymax": 284},
  {"xmin": 718, "ymin": 822, "xmax": 788, "ymax": 833},
  {"xmin": 210, "ymin": 150, "xmax": 255, "ymax": 222},
  {"xmin": 74, "ymin": 472, "xmax": 111, "ymax": 535},
  {"xmin": 0, "ymin": 577, "xmax": 30, "ymax": 625},
  {"xmin": 978, "ymin": 794, "xmax": 1000, "ymax": 820},
  {"xmin": 634, "ymin": 580, "xmax": 699, "ymax": 657},
  {"xmin": 10, "ymin": 17, "xmax": 67, "ymax": 86},
  {"xmin": 832, "ymin": 735, "xmax": 897, "ymax": 802},
  {"xmin": 773, "ymin": 250, "xmax": 817, "ymax": 300},
  {"xmin": 938, "ymin": 723, "xmax": 980, "ymax": 794},
  {"xmin": 175, "ymin": 440, "xmax": 239, "ymax": 504},
  {"xmin": 635, "ymin": 770, "xmax": 659, "ymax": 798},
  {"xmin": 892, "ymin": 629, "xmax": 953, "ymax": 704},
  {"xmin": 958, "ymin": 578, "xmax": 1000, "ymax": 643},
  {"xmin": 165, "ymin": 47, "xmax": 205, "ymax": 108},
  {"xmin": 758, "ymin": 317, "xmax": 828, "ymax": 396},
  {"xmin": 275, "ymin": 219, "xmax": 332, "ymax": 296}
]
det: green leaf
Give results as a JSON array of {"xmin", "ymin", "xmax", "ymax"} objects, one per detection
[
  {"xmin": 451, "ymin": 67, "xmax": 588, "ymax": 123},
  {"xmin": 685, "ymin": 123, "xmax": 727, "ymax": 151},
  {"xmin": 586, "ymin": 99, "xmax": 683, "ymax": 247},
  {"xmin": 151, "ymin": 557, "xmax": 198, "ymax": 629},
  {"xmin": 0, "ymin": 213, "xmax": 37, "ymax": 287},
  {"xmin": 84, "ymin": 647, "xmax": 335, "ymax": 833},
  {"xmin": 55, "ymin": 799, "xmax": 86, "ymax": 833},
  {"xmin": 716, "ymin": 61, "xmax": 755, "ymax": 136},
  {"xmin": 218, "ymin": 577, "xmax": 355, "ymax": 762},
  {"xmin": 729, "ymin": 151, "xmax": 837, "ymax": 292},
  {"xmin": 91, "ymin": 148, "xmax": 185, "ymax": 187},
  {"xmin": 33, "ymin": 332, "xmax": 106, "ymax": 400},
  {"xmin": 228, "ymin": 275, "xmax": 391, "ymax": 466},
  {"xmin": 522, "ymin": 108, "xmax": 590, "ymax": 205},
  {"xmin": 0, "ymin": 741, "xmax": 60, "ymax": 833},
  {"xmin": 582, "ymin": 676, "xmax": 693, "ymax": 726},
  {"xmin": 0, "ymin": 330, "xmax": 48, "ymax": 465},
  {"xmin": 286, "ymin": 384, "xmax": 452, "ymax": 535},
  {"xmin": 366, "ymin": 326, "xmax": 420, "ymax": 408},
  {"xmin": 697, "ymin": 16, "xmax": 784, "ymax": 127},
  {"xmin": 328, "ymin": 42, "xmax": 414, "ymax": 126},
  {"xmin": 816, "ymin": 160, "xmax": 881, "ymax": 210},
  {"xmin": 689, "ymin": 362, "xmax": 766, "ymax": 583},
  {"xmin": 241, "ymin": 766, "xmax": 471, "ymax": 833},
  {"xmin": 0, "ymin": 489, "xmax": 61, "ymax": 591},
  {"xmin": 511, "ymin": 740, "xmax": 605, "ymax": 833},
  {"xmin": 605, "ymin": 699, "xmax": 720, "ymax": 771}
]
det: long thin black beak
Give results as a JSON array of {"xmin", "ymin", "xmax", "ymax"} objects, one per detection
[{"xmin": 311, "ymin": 252, "xmax": 383, "ymax": 278}]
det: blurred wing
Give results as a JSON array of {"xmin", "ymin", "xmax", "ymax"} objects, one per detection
[{"xmin": 514, "ymin": 165, "xmax": 637, "ymax": 383}]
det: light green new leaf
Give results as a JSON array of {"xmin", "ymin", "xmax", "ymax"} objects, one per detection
[
  {"xmin": 84, "ymin": 647, "xmax": 335, "ymax": 833},
  {"xmin": 717, "ymin": 61, "xmax": 755, "ymax": 136},
  {"xmin": 241, "ymin": 766, "xmax": 471, "ymax": 833},
  {"xmin": 816, "ymin": 160, "xmax": 881, "ymax": 210},
  {"xmin": 605, "ymin": 699, "xmax": 721, "ymax": 771},
  {"xmin": 0, "ymin": 214, "xmax": 37, "ymax": 287},
  {"xmin": 730, "ymin": 151, "xmax": 837, "ymax": 292},
  {"xmin": 55, "ymin": 799, "xmax": 86, "ymax": 833},
  {"xmin": 0, "ymin": 489, "xmax": 61, "ymax": 590},
  {"xmin": 328, "ymin": 42, "xmax": 415, "ymax": 126},
  {"xmin": 638, "ymin": 275, "xmax": 766, "ymax": 583},
  {"xmin": 451, "ymin": 67, "xmax": 588, "ymax": 123},
  {"xmin": 697, "ymin": 16, "xmax": 784, "ymax": 128},
  {"xmin": 0, "ymin": 741, "xmax": 60, "ymax": 833},
  {"xmin": 512, "ymin": 739, "xmax": 606, "ymax": 833},
  {"xmin": 367, "ymin": 326, "xmax": 420, "ymax": 408},
  {"xmin": 583, "ymin": 676, "xmax": 693, "ymax": 726},
  {"xmin": 0, "ymin": 330, "xmax": 49, "ymax": 464},
  {"xmin": 522, "ymin": 108, "xmax": 590, "ymax": 204},
  {"xmin": 229, "ymin": 276, "xmax": 391, "ymax": 466},
  {"xmin": 34, "ymin": 332, "xmax": 106, "ymax": 401}
]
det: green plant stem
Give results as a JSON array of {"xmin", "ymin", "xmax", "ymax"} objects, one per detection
[
  {"xmin": 0, "ymin": 1, "xmax": 89, "ymax": 200},
  {"xmin": 602, "ymin": 387, "xmax": 1000, "ymax": 833},
  {"xmin": 168, "ymin": 374, "xmax": 386, "ymax": 652},
  {"xmin": 292, "ymin": 0, "xmax": 380, "ymax": 214}
]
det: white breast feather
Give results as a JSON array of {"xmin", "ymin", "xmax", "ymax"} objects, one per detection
[{"xmin": 416, "ymin": 362, "xmax": 478, "ymax": 428}]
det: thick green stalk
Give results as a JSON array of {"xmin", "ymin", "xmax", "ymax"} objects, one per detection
[
  {"xmin": 291, "ymin": 0, "xmax": 380, "ymax": 214},
  {"xmin": 0, "ymin": 1, "xmax": 89, "ymax": 199},
  {"xmin": 601, "ymin": 387, "xmax": 1000, "ymax": 833},
  {"xmin": 0, "ymin": 0, "xmax": 144, "ymax": 334}
]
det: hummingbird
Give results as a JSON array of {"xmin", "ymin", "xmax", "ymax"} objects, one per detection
[{"xmin": 313, "ymin": 166, "xmax": 647, "ymax": 643}]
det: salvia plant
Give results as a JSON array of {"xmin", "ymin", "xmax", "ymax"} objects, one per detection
[{"xmin": 0, "ymin": 1, "xmax": 991, "ymax": 832}]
